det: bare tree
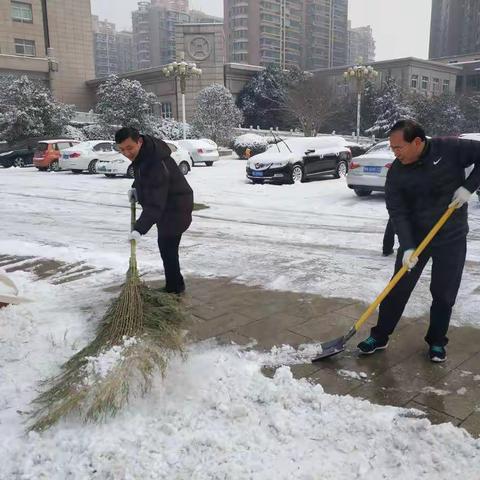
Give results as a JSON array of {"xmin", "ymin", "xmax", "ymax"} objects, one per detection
[{"xmin": 285, "ymin": 77, "xmax": 335, "ymax": 136}]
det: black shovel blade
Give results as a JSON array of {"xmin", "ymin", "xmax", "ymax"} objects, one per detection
[{"xmin": 311, "ymin": 335, "xmax": 347, "ymax": 362}]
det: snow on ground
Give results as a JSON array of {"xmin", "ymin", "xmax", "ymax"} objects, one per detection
[
  {"xmin": 1, "ymin": 161, "xmax": 480, "ymax": 478},
  {"xmin": 1, "ymin": 159, "xmax": 480, "ymax": 327},
  {"xmin": 1, "ymin": 273, "xmax": 480, "ymax": 479}
]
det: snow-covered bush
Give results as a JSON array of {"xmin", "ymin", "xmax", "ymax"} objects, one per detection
[
  {"xmin": 61, "ymin": 125, "xmax": 86, "ymax": 141},
  {"xmin": 149, "ymin": 118, "xmax": 197, "ymax": 141},
  {"xmin": 233, "ymin": 133, "xmax": 269, "ymax": 159},
  {"xmin": 193, "ymin": 84, "xmax": 243, "ymax": 146},
  {"xmin": 82, "ymin": 123, "xmax": 116, "ymax": 140},
  {"xmin": 0, "ymin": 76, "xmax": 74, "ymax": 143}
]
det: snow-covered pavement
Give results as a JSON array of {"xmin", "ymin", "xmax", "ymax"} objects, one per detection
[
  {"xmin": 2, "ymin": 160, "xmax": 480, "ymax": 326},
  {"xmin": 1, "ymin": 161, "xmax": 480, "ymax": 478}
]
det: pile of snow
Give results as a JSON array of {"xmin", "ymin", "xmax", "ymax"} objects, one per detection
[{"xmin": 1, "ymin": 273, "xmax": 480, "ymax": 479}]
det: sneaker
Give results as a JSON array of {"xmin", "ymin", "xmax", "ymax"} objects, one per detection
[
  {"xmin": 429, "ymin": 345, "xmax": 446, "ymax": 363},
  {"xmin": 357, "ymin": 336, "xmax": 389, "ymax": 355}
]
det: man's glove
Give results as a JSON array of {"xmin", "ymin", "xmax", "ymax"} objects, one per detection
[
  {"xmin": 449, "ymin": 186, "xmax": 472, "ymax": 209},
  {"xmin": 402, "ymin": 248, "xmax": 418, "ymax": 271},
  {"xmin": 128, "ymin": 188, "xmax": 137, "ymax": 203},
  {"xmin": 128, "ymin": 230, "xmax": 141, "ymax": 243}
]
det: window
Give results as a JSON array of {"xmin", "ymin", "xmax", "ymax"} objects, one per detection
[
  {"xmin": 161, "ymin": 102, "xmax": 172, "ymax": 119},
  {"xmin": 433, "ymin": 78, "xmax": 440, "ymax": 94},
  {"xmin": 11, "ymin": 1, "xmax": 32, "ymax": 23},
  {"xmin": 56, "ymin": 142, "xmax": 71, "ymax": 151},
  {"xmin": 443, "ymin": 79, "xmax": 450, "ymax": 92},
  {"xmin": 94, "ymin": 142, "xmax": 113, "ymax": 152},
  {"xmin": 410, "ymin": 74, "xmax": 418, "ymax": 89},
  {"xmin": 14, "ymin": 38, "xmax": 35, "ymax": 56},
  {"xmin": 421, "ymin": 76, "xmax": 429, "ymax": 90},
  {"xmin": 165, "ymin": 141, "xmax": 177, "ymax": 152}
]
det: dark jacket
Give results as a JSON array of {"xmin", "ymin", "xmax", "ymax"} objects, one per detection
[
  {"xmin": 385, "ymin": 137, "xmax": 480, "ymax": 250},
  {"xmin": 132, "ymin": 135, "xmax": 193, "ymax": 237}
]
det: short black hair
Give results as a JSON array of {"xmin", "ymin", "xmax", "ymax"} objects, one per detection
[
  {"xmin": 115, "ymin": 127, "xmax": 141, "ymax": 144},
  {"xmin": 389, "ymin": 119, "xmax": 426, "ymax": 142}
]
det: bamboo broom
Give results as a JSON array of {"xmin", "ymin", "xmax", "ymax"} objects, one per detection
[{"xmin": 29, "ymin": 200, "xmax": 186, "ymax": 431}]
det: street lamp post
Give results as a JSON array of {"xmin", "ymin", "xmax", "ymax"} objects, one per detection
[
  {"xmin": 162, "ymin": 53, "xmax": 202, "ymax": 139},
  {"xmin": 343, "ymin": 65, "xmax": 378, "ymax": 143}
]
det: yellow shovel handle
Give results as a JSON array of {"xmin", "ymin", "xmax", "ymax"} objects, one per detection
[{"xmin": 353, "ymin": 206, "xmax": 457, "ymax": 332}]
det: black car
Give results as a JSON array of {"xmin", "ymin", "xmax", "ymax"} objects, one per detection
[{"xmin": 0, "ymin": 137, "xmax": 57, "ymax": 168}]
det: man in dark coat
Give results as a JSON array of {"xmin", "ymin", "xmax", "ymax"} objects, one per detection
[
  {"xmin": 358, "ymin": 119, "xmax": 480, "ymax": 362},
  {"xmin": 115, "ymin": 127, "xmax": 193, "ymax": 294}
]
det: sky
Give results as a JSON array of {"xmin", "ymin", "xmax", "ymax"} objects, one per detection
[{"xmin": 91, "ymin": 0, "xmax": 433, "ymax": 61}]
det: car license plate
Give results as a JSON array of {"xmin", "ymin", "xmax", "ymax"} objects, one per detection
[
  {"xmin": 252, "ymin": 171, "xmax": 263, "ymax": 177},
  {"xmin": 364, "ymin": 166, "xmax": 381, "ymax": 174},
  {"xmin": 63, "ymin": 154, "xmax": 69, "ymax": 159}
]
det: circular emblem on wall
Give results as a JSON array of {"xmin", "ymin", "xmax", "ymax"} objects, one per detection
[{"xmin": 188, "ymin": 36, "xmax": 211, "ymax": 61}]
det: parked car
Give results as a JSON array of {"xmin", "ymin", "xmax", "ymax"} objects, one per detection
[
  {"xmin": 246, "ymin": 136, "xmax": 351, "ymax": 184},
  {"xmin": 0, "ymin": 137, "xmax": 61, "ymax": 168},
  {"xmin": 33, "ymin": 139, "xmax": 80, "ymax": 171},
  {"xmin": 344, "ymin": 141, "xmax": 370, "ymax": 158},
  {"xmin": 60, "ymin": 140, "xmax": 121, "ymax": 174},
  {"xmin": 346, "ymin": 141, "xmax": 394, "ymax": 196},
  {"xmin": 177, "ymin": 139, "xmax": 220, "ymax": 166},
  {"xmin": 96, "ymin": 140, "xmax": 192, "ymax": 177}
]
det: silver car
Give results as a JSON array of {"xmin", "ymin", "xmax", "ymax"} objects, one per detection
[{"xmin": 346, "ymin": 141, "xmax": 394, "ymax": 197}]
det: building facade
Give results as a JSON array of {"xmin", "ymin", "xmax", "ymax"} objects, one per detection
[
  {"xmin": 224, "ymin": 0, "xmax": 348, "ymax": 70},
  {"xmin": 312, "ymin": 57, "xmax": 460, "ymax": 98},
  {"xmin": 92, "ymin": 16, "xmax": 135, "ymax": 77},
  {"xmin": 429, "ymin": 0, "xmax": 480, "ymax": 59},
  {"xmin": 0, "ymin": 0, "xmax": 95, "ymax": 110},
  {"xmin": 348, "ymin": 23, "xmax": 375, "ymax": 65},
  {"xmin": 132, "ymin": 0, "xmax": 203, "ymax": 70}
]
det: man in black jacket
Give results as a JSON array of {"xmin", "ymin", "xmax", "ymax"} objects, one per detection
[
  {"xmin": 115, "ymin": 127, "xmax": 193, "ymax": 294},
  {"xmin": 358, "ymin": 119, "xmax": 480, "ymax": 362}
]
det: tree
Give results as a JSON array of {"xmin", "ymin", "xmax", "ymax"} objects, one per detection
[
  {"xmin": 285, "ymin": 77, "xmax": 335, "ymax": 136},
  {"xmin": 459, "ymin": 94, "xmax": 480, "ymax": 133},
  {"xmin": 410, "ymin": 92, "xmax": 465, "ymax": 136},
  {"xmin": 0, "ymin": 76, "xmax": 74, "ymax": 143},
  {"xmin": 367, "ymin": 77, "xmax": 414, "ymax": 136},
  {"xmin": 236, "ymin": 65, "xmax": 297, "ymax": 130},
  {"xmin": 192, "ymin": 84, "xmax": 243, "ymax": 145},
  {"xmin": 95, "ymin": 75, "xmax": 157, "ymax": 131}
]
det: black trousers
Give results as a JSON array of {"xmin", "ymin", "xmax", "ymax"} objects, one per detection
[
  {"xmin": 383, "ymin": 218, "xmax": 395, "ymax": 254},
  {"xmin": 157, "ymin": 233, "xmax": 185, "ymax": 293},
  {"xmin": 371, "ymin": 237, "xmax": 467, "ymax": 347}
]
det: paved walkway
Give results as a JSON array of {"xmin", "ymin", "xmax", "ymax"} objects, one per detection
[{"xmin": 2, "ymin": 254, "xmax": 479, "ymax": 437}]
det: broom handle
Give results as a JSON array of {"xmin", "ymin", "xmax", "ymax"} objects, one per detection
[
  {"xmin": 353, "ymin": 206, "xmax": 457, "ymax": 333},
  {"xmin": 130, "ymin": 200, "xmax": 137, "ymax": 270}
]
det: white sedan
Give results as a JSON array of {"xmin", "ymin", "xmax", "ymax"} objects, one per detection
[
  {"xmin": 96, "ymin": 140, "xmax": 192, "ymax": 178},
  {"xmin": 59, "ymin": 141, "xmax": 121, "ymax": 174},
  {"xmin": 177, "ymin": 139, "xmax": 220, "ymax": 166},
  {"xmin": 346, "ymin": 141, "xmax": 394, "ymax": 196}
]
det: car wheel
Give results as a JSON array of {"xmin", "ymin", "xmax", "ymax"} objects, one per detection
[
  {"xmin": 354, "ymin": 188, "xmax": 373, "ymax": 197},
  {"xmin": 126, "ymin": 165, "xmax": 134, "ymax": 178},
  {"xmin": 105, "ymin": 174, "xmax": 116, "ymax": 178},
  {"xmin": 13, "ymin": 157, "xmax": 24, "ymax": 168},
  {"xmin": 334, "ymin": 160, "xmax": 348, "ymax": 178},
  {"xmin": 205, "ymin": 161, "xmax": 214, "ymax": 167},
  {"xmin": 71, "ymin": 169, "xmax": 83, "ymax": 174},
  {"xmin": 290, "ymin": 164, "xmax": 304, "ymax": 184},
  {"xmin": 179, "ymin": 161, "xmax": 190, "ymax": 175},
  {"xmin": 49, "ymin": 160, "xmax": 60, "ymax": 172},
  {"xmin": 88, "ymin": 159, "xmax": 98, "ymax": 174}
]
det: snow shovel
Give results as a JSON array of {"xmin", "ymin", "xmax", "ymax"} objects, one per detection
[
  {"xmin": 0, "ymin": 271, "xmax": 31, "ymax": 307},
  {"xmin": 311, "ymin": 205, "xmax": 458, "ymax": 362}
]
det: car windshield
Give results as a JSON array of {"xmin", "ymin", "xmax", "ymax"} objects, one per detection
[{"xmin": 267, "ymin": 137, "xmax": 344, "ymax": 154}]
